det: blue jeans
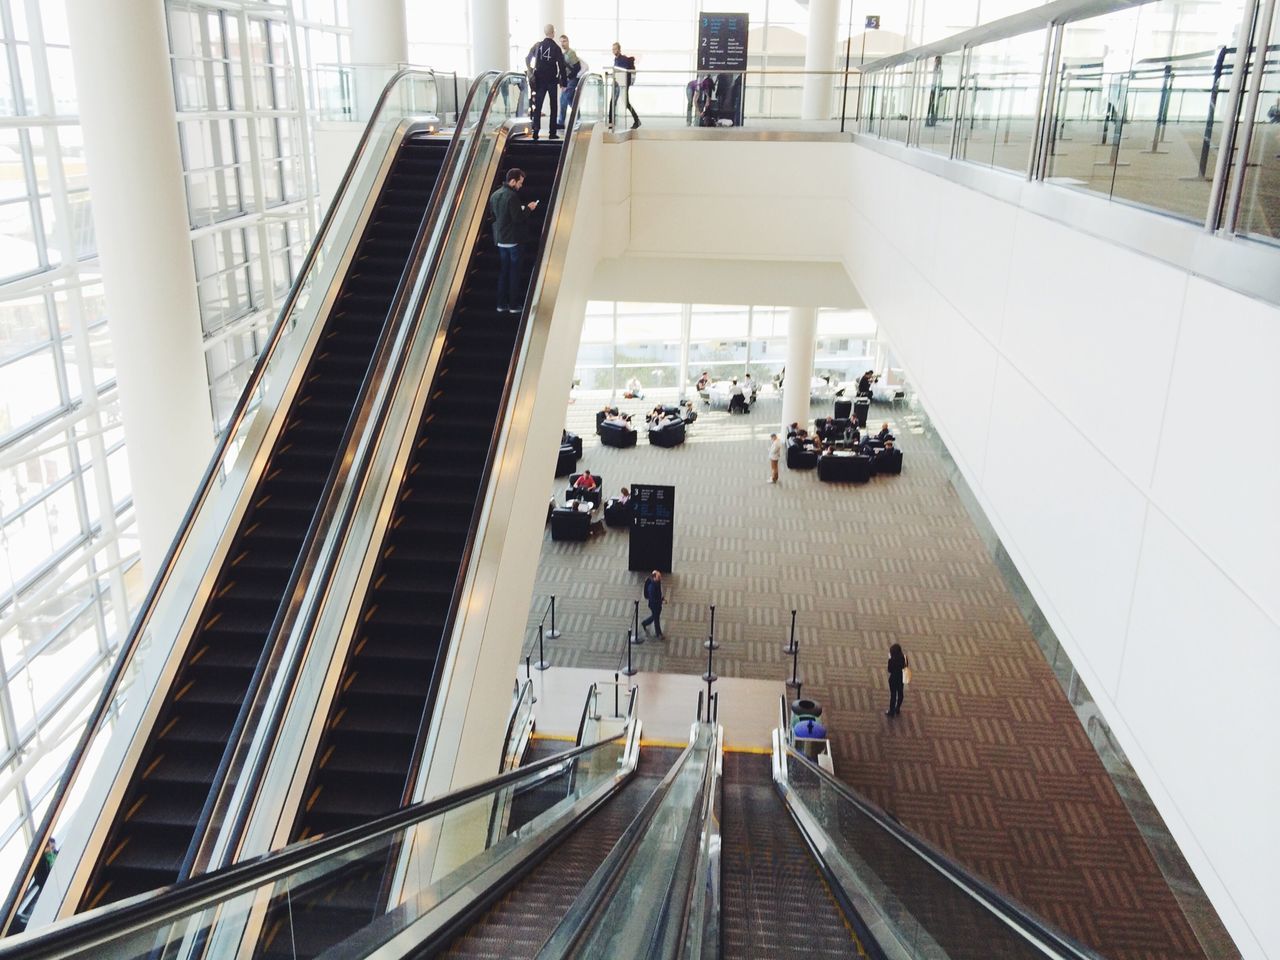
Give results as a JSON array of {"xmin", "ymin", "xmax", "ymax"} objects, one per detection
[
  {"xmin": 559, "ymin": 82, "xmax": 577, "ymax": 126},
  {"xmin": 496, "ymin": 244, "xmax": 520, "ymax": 311},
  {"xmin": 641, "ymin": 603, "xmax": 663, "ymax": 636}
]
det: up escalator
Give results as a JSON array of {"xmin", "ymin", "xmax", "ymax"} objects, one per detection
[
  {"xmin": 77, "ymin": 132, "xmax": 450, "ymax": 911},
  {"xmin": 252, "ymin": 136, "xmax": 566, "ymax": 959}
]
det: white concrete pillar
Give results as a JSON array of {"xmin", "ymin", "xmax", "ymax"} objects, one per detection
[
  {"xmin": 536, "ymin": 0, "xmax": 565, "ymax": 37},
  {"xmin": 351, "ymin": 0, "xmax": 409, "ymax": 119},
  {"xmin": 65, "ymin": 0, "xmax": 215, "ymax": 578},
  {"xmin": 471, "ymin": 0, "xmax": 513, "ymax": 74},
  {"xmin": 801, "ymin": 0, "xmax": 841, "ymax": 120},
  {"xmin": 782, "ymin": 308, "xmax": 818, "ymax": 431}
]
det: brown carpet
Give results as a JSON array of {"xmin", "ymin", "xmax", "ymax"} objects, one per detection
[{"xmin": 523, "ymin": 389, "xmax": 1211, "ymax": 960}]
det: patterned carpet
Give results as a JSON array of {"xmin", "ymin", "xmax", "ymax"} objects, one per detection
[{"xmin": 522, "ymin": 389, "xmax": 1209, "ymax": 960}]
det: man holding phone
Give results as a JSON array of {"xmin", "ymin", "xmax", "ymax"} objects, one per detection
[{"xmin": 488, "ymin": 168, "xmax": 539, "ymax": 314}]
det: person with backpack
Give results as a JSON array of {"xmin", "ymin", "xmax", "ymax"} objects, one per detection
[
  {"xmin": 610, "ymin": 42, "xmax": 641, "ymax": 130},
  {"xmin": 526, "ymin": 24, "xmax": 566, "ymax": 140},
  {"xmin": 641, "ymin": 569, "xmax": 665, "ymax": 638},
  {"xmin": 557, "ymin": 33, "xmax": 586, "ymax": 131}
]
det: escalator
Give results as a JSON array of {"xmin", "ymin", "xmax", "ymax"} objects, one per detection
[
  {"xmin": 76, "ymin": 131, "xmax": 451, "ymax": 912},
  {"xmin": 444, "ymin": 745, "xmax": 680, "ymax": 958},
  {"xmin": 719, "ymin": 753, "xmax": 861, "ymax": 958},
  {"xmin": 286, "ymin": 133, "xmax": 566, "ymax": 846}
]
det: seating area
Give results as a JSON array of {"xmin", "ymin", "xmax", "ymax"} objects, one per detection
[
  {"xmin": 787, "ymin": 407, "xmax": 905, "ymax": 484},
  {"xmin": 555, "ymin": 430, "xmax": 583, "ymax": 476}
]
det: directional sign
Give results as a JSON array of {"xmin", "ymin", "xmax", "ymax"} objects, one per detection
[
  {"xmin": 697, "ymin": 12, "xmax": 749, "ymax": 72},
  {"xmin": 629, "ymin": 484, "xmax": 676, "ymax": 572},
  {"xmin": 865, "ymin": 15, "xmax": 881, "ymax": 29}
]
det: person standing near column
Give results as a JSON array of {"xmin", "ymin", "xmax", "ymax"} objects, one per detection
[
  {"xmin": 641, "ymin": 569, "xmax": 665, "ymax": 639},
  {"xmin": 526, "ymin": 24, "xmax": 566, "ymax": 140},
  {"xmin": 611, "ymin": 42, "xmax": 641, "ymax": 129},
  {"xmin": 768, "ymin": 432, "xmax": 782, "ymax": 483}
]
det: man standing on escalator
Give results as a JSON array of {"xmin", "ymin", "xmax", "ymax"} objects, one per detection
[
  {"xmin": 489, "ymin": 168, "xmax": 539, "ymax": 314},
  {"xmin": 526, "ymin": 24, "xmax": 566, "ymax": 141}
]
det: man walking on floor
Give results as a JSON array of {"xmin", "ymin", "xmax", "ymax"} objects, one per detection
[
  {"xmin": 488, "ymin": 167, "xmax": 538, "ymax": 314},
  {"xmin": 526, "ymin": 24, "xmax": 566, "ymax": 140},
  {"xmin": 768, "ymin": 432, "xmax": 782, "ymax": 483},
  {"xmin": 641, "ymin": 569, "xmax": 665, "ymax": 639}
]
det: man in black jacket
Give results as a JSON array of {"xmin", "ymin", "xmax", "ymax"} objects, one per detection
[
  {"xmin": 526, "ymin": 24, "xmax": 566, "ymax": 141},
  {"xmin": 488, "ymin": 168, "xmax": 539, "ymax": 313}
]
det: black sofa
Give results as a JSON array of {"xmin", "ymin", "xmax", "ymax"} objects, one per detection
[
  {"xmin": 853, "ymin": 396, "xmax": 871, "ymax": 427},
  {"xmin": 551, "ymin": 507, "xmax": 590, "ymax": 541},
  {"xmin": 555, "ymin": 445, "xmax": 577, "ymax": 477},
  {"xmin": 599, "ymin": 420, "xmax": 638, "ymax": 448},
  {"xmin": 648, "ymin": 418, "xmax": 686, "ymax": 447},
  {"xmin": 817, "ymin": 453, "xmax": 872, "ymax": 483},
  {"xmin": 564, "ymin": 431, "xmax": 583, "ymax": 458},
  {"xmin": 604, "ymin": 498, "xmax": 632, "ymax": 528},
  {"xmin": 565, "ymin": 473, "xmax": 604, "ymax": 507},
  {"xmin": 871, "ymin": 447, "xmax": 903, "ymax": 475},
  {"xmin": 786, "ymin": 438, "xmax": 818, "ymax": 469},
  {"xmin": 595, "ymin": 408, "xmax": 619, "ymax": 435}
]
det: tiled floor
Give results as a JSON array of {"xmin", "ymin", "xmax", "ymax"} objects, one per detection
[{"xmin": 519, "ymin": 387, "xmax": 1222, "ymax": 960}]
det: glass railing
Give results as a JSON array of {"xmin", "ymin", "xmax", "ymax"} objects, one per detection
[
  {"xmin": 539, "ymin": 722, "xmax": 719, "ymax": 959},
  {"xmin": 0, "ymin": 720, "xmax": 638, "ymax": 960},
  {"xmin": 775, "ymin": 700, "xmax": 1103, "ymax": 960},
  {"xmin": 855, "ymin": 0, "xmax": 1280, "ymax": 247},
  {"xmin": 0, "ymin": 68, "xmax": 485, "ymax": 935},
  {"xmin": 310, "ymin": 63, "xmax": 461, "ymax": 125}
]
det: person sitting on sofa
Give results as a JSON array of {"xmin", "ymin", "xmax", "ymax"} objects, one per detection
[
  {"xmin": 876, "ymin": 422, "xmax": 894, "ymax": 441},
  {"xmin": 728, "ymin": 378, "xmax": 746, "ymax": 413},
  {"xmin": 574, "ymin": 469, "xmax": 598, "ymax": 493},
  {"xmin": 605, "ymin": 410, "xmax": 633, "ymax": 427},
  {"xmin": 618, "ymin": 486, "xmax": 631, "ymax": 505},
  {"xmin": 695, "ymin": 371, "xmax": 710, "ymax": 392},
  {"xmin": 843, "ymin": 421, "xmax": 860, "ymax": 447}
]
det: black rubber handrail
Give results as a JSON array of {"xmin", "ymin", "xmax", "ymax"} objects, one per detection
[
  {"xmin": 0, "ymin": 66, "xmax": 461, "ymax": 938},
  {"xmin": 782, "ymin": 744, "xmax": 1107, "ymax": 960},
  {"xmin": 0, "ymin": 731, "xmax": 628, "ymax": 960}
]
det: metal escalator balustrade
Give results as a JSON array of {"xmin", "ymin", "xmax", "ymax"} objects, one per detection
[
  {"xmin": 772, "ymin": 697, "xmax": 1108, "ymax": 960},
  {"xmin": 77, "ymin": 128, "xmax": 452, "ymax": 913},
  {"xmin": 0, "ymin": 68, "xmax": 455, "ymax": 937},
  {"xmin": 0, "ymin": 718, "xmax": 640, "ymax": 960}
]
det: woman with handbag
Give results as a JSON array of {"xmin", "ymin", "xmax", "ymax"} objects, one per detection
[{"xmin": 886, "ymin": 642, "xmax": 909, "ymax": 717}]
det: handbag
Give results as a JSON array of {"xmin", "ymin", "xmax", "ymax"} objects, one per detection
[{"xmin": 902, "ymin": 666, "xmax": 913, "ymax": 684}]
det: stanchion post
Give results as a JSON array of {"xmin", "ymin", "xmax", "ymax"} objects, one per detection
[
  {"xmin": 783, "ymin": 608, "xmax": 797, "ymax": 654},
  {"xmin": 704, "ymin": 603, "xmax": 718, "ymax": 650},
  {"xmin": 535, "ymin": 622, "xmax": 549, "ymax": 672},
  {"xmin": 545, "ymin": 595, "xmax": 561, "ymax": 639},
  {"xmin": 525, "ymin": 655, "xmax": 532, "ymax": 681},
  {"xmin": 614, "ymin": 671, "xmax": 621, "ymax": 718},
  {"xmin": 786, "ymin": 637, "xmax": 801, "ymax": 690},
  {"xmin": 702, "ymin": 629, "xmax": 717, "ymax": 698},
  {"xmin": 630, "ymin": 598, "xmax": 644, "ymax": 645},
  {"xmin": 622, "ymin": 631, "xmax": 638, "ymax": 677}
]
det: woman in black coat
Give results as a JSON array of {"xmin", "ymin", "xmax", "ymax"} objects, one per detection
[{"xmin": 886, "ymin": 643, "xmax": 908, "ymax": 717}]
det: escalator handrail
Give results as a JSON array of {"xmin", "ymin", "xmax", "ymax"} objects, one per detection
[
  {"xmin": 497, "ymin": 678, "xmax": 534, "ymax": 774},
  {"xmin": 0, "ymin": 65, "xmax": 480, "ymax": 937},
  {"xmin": 780, "ymin": 743, "xmax": 1108, "ymax": 960},
  {"xmin": 181, "ymin": 71, "xmax": 511, "ymax": 881},
  {"xmin": 0, "ymin": 729, "xmax": 630, "ymax": 960},
  {"xmin": 395, "ymin": 71, "xmax": 605, "ymax": 814},
  {"xmin": 535, "ymin": 724, "xmax": 712, "ymax": 959}
]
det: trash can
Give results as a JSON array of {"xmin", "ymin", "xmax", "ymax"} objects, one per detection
[
  {"xmin": 791, "ymin": 698, "xmax": 823, "ymax": 719},
  {"xmin": 833, "ymin": 398, "xmax": 852, "ymax": 420},
  {"xmin": 853, "ymin": 396, "xmax": 871, "ymax": 427}
]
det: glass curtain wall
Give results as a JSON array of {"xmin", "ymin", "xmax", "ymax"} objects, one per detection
[
  {"xmin": 0, "ymin": 0, "xmax": 141, "ymax": 883},
  {"xmin": 574, "ymin": 301, "xmax": 877, "ymax": 400},
  {"xmin": 0, "ymin": 0, "xmax": 349, "ymax": 885},
  {"xmin": 167, "ymin": 0, "xmax": 346, "ymax": 428}
]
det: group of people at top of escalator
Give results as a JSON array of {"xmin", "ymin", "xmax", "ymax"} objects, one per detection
[{"xmin": 525, "ymin": 24, "xmax": 641, "ymax": 138}]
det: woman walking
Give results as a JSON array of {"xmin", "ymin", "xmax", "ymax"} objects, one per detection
[{"xmin": 886, "ymin": 643, "xmax": 908, "ymax": 717}]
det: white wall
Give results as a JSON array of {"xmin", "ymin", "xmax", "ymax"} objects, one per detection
[{"xmin": 596, "ymin": 135, "xmax": 1279, "ymax": 960}]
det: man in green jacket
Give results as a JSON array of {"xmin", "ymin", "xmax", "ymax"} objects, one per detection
[{"xmin": 488, "ymin": 167, "xmax": 539, "ymax": 314}]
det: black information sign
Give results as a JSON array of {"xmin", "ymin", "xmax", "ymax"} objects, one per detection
[
  {"xmin": 628, "ymin": 484, "xmax": 676, "ymax": 573},
  {"xmin": 697, "ymin": 12, "xmax": 749, "ymax": 71}
]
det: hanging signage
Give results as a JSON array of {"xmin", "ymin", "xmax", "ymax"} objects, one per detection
[
  {"xmin": 865, "ymin": 15, "xmax": 881, "ymax": 29},
  {"xmin": 697, "ymin": 12, "xmax": 749, "ymax": 71},
  {"xmin": 629, "ymin": 484, "xmax": 676, "ymax": 572}
]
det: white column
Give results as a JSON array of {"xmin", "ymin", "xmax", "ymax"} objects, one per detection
[
  {"xmin": 350, "ymin": 0, "xmax": 409, "ymax": 120},
  {"xmin": 782, "ymin": 308, "xmax": 818, "ymax": 431},
  {"xmin": 801, "ymin": 0, "xmax": 841, "ymax": 120},
  {"xmin": 536, "ymin": 0, "xmax": 565, "ymax": 36},
  {"xmin": 65, "ymin": 0, "xmax": 215, "ymax": 578},
  {"xmin": 471, "ymin": 0, "xmax": 513, "ymax": 74}
]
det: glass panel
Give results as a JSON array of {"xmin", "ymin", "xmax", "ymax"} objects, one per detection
[
  {"xmin": 958, "ymin": 31, "xmax": 1045, "ymax": 174},
  {"xmin": 1238, "ymin": 12, "xmax": 1280, "ymax": 242},
  {"xmin": 918, "ymin": 54, "xmax": 962, "ymax": 154},
  {"xmin": 787, "ymin": 752, "xmax": 1065, "ymax": 959}
]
